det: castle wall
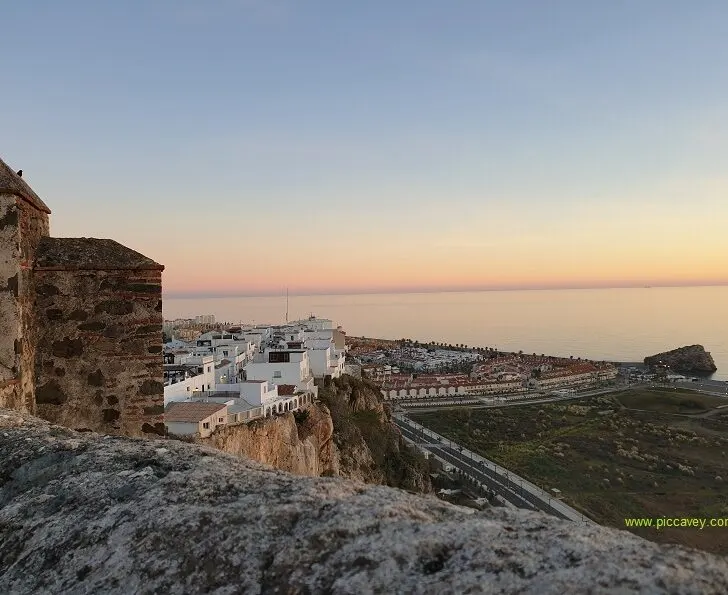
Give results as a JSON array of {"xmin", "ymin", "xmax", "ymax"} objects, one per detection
[
  {"xmin": 34, "ymin": 268, "xmax": 164, "ymax": 436},
  {"xmin": 19, "ymin": 199, "xmax": 50, "ymax": 414},
  {"xmin": 0, "ymin": 194, "xmax": 22, "ymax": 410},
  {"xmin": 0, "ymin": 195, "xmax": 49, "ymax": 413}
]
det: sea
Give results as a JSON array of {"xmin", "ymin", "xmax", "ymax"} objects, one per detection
[{"xmin": 164, "ymin": 286, "xmax": 728, "ymax": 381}]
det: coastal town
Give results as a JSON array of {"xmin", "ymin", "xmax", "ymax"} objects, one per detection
[
  {"xmin": 161, "ymin": 316, "xmax": 620, "ymax": 436},
  {"xmin": 348, "ymin": 337, "xmax": 618, "ymax": 404},
  {"xmin": 162, "ymin": 315, "xmax": 346, "ymax": 436}
]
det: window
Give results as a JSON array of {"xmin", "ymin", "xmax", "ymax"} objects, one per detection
[
  {"xmin": 207, "ymin": 366, "xmax": 211, "ymax": 372},
  {"xmin": 269, "ymin": 352, "xmax": 290, "ymax": 363},
  {"xmin": 223, "ymin": 351, "xmax": 228, "ymax": 356},
  {"xmin": 218, "ymin": 417, "xmax": 224, "ymax": 423},
  {"xmin": 273, "ymin": 371, "xmax": 282, "ymax": 378},
  {"xmin": 202, "ymin": 422, "xmax": 210, "ymax": 429}
]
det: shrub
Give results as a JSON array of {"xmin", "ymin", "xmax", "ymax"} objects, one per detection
[
  {"xmin": 679, "ymin": 398, "xmax": 706, "ymax": 410},
  {"xmin": 293, "ymin": 410, "xmax": 310, "ymax": 424}
]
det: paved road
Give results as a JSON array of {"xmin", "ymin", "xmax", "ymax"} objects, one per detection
[
  {"xmin": 394, "ymin": 414, "xmax": 593, "ymax": 524},
  {"xmin": 672, "ymin": 380, "xmax": 728, "ymax": 398},
  {"xmin": 395, "ymin": 422, "xmax": 539, "ymax": 512}
]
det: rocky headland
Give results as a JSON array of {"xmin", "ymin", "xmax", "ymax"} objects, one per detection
[
  {"xmin": 3, "ymin": 408, "xmax": 728, "ymax": 594},
  {"xmin": 644, "ymin": 345, "xmax": 718, "ymax": 374}
]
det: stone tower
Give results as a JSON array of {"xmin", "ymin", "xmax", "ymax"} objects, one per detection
[
  {"xmin": 0, "ymin": 157, "xmax": 165, "ymax": 436},
  {"xmin": 0, "ymin": 158, "xmax": 51, "ymax": 414}
]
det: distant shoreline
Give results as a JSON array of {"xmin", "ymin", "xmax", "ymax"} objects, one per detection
[
  {"xmin": 164, "ymin": 283, "xmax": 728, "ymax": 300},
  {"xmin": 350, "ymin": 340, "xmax": 725, "ymax": 382}
]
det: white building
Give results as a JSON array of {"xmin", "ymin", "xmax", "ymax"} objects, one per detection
[
  {"xmin": 304, "ymin": 338, "xmax": 346, "ymax": 379},
  {"xmin": 245, "ymin": 348, "xmax": 317, "ymax": 395},
  {"xmin": 212, "ymin": 380, "xmax": 280, "ymax": 407},
  {"xmin": 164, "ymin": 355, "xmax": 216, "ymax": 404},
  {"xmin": 165, "ymin": 401, "xmax": 228, "ymax": 438},
  {"xmin": 292, "ymin": 315, "xmax": 334, "ymax": 331},
  {"xmin": 194, "ymin": 314, "xmax": 216, "ymax": 325},
  {"xmin": 164, "ymin": 316, "xmax": 349, "ymax": 411},
  {"xmin": 182, "ymin": 380, "xmax": 315, "ymax": 423}
]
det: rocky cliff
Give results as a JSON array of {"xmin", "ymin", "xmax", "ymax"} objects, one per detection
[
  {"xmin": 3, "ymin": 409, "xmax": 728, "ymax": 594},
  {"xmin": 198, "ymin": 375, "xmax": 431, "ymax": 492},
  {"xmin": 198, "ymin": 402, "xmax": 340, "ymax": 477},
  {"xmin": 644, "ymin": 344, "xmax": 718, "ymax": 374},
  {"xmin": 318, "ymin": 375, "xmax": 432, "ymax": 492}
]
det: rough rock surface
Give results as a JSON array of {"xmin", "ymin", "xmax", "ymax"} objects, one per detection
[
  {"xmin": 644, "ymin": 344, "xmax": 718, "ymax": 374},
  {"xmin": 198, "ymin": 403, "xmax": 340, "ymax": 477},
  {"xmin": 319, "ymin": 376, "xmax": 432, "ymax": 492},
  {"xmin": 3, "ymin": 409, "xmax": 728, "ymax": 594}
]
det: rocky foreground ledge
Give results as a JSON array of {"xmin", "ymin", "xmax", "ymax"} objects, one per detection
[{"xmin": 2, "ymin": 410, "xmax": 728, "ymax": 595}]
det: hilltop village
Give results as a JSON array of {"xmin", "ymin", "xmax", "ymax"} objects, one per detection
[{"xmin": 162, "ymin": 315, "xmax": 347, "ymax": 436}]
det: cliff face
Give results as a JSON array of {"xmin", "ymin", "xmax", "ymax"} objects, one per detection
[
  {"xmin": 3, "ymin": 409, "xmax": 728, "ymax": 594},
  {"xmin": 318, "ymin": 375, "xmax": 432, "ymax": 492},
  {"xmin": 644, "ymin": 345, "xmax": 718, "ymax": 374},
  {"xmin": 198, "ymin": 403, "xmax": 339, "ymax": 477},
  {"xmin": 198, "ymin": 375, "xmax": 431, "ymax": 493}
]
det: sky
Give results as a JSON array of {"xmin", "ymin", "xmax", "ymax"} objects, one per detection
[{"xmin": 3, "ymin": 1, "xmax": 728, "ymax": 297}]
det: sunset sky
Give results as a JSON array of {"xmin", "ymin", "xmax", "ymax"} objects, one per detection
[{"xmin": 4, "ymin": 1, "xmax": 728, "ymax": 297}]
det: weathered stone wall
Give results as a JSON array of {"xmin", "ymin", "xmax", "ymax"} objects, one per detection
[
  {"xmin": 0, "ymin": 194, "xmax": 21, "ymax": 410},
  {"xmin": 0, "ymin": 195, "xmax": 49, "ymax": 413},
  {"xmin": 34, "ymin": 268, "xmax": 164, "ymax": 436},
  {"xmin": 18, "ymin": 199, "xmax": 50, "ymax": 414}
]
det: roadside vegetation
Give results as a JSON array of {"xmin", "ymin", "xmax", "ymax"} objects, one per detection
[{"xmin": 410, "ymin": 387, "xmax": 728, "ymax": 554}]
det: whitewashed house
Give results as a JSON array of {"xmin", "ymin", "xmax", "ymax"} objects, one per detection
[
  {"xmin": 305, "ymin": 338, "xmax": 345, "ymax": 379},
  {"xmin": 164, "ymin": 402, "xmax": 228, "ymax": 438},
  {"xmin": 164, "ymin": 355, "xmax": 216, "ymax": 404},
  {"xmin": 245, "ymin": 348, "xmax": 316, "ymax": 394}
]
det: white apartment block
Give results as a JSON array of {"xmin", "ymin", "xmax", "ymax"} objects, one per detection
[
  {"xmin": 164, "ymin": 355, "xmax": 216, "ymax": 404},
  {"xmin": 162, "ymin": 316, "xmax": 348, "ymax": 420},
  {"xmin": 245, "ymin": 349, "xmax": 316, "ymax": 395},
  {"xmin": 304, "ymin": 338, "xmax": 345, "ymax": 379}
]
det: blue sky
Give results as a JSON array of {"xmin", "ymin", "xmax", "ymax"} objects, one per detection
[{"xmin": 4, "ymin": 1, "xmax": 728, "ymax": 296}]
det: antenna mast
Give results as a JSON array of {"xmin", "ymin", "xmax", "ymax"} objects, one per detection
[{"xmin": 285, "ymin": 288, "xmax": 289, "ymax": 323}]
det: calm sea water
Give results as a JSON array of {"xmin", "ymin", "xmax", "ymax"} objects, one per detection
[{"xmin": 164, "ymin": 286, "xmax": 728, "ymax": 380}]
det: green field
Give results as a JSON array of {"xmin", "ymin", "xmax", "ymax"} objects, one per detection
[{"xmin": 409, "ymin": 388, "xmax": 728, "ymax": 554}]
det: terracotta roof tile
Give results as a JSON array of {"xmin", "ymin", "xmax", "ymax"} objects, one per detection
[{"xmin": 165, "ymin": 402, "xmax": 226, "ymax": 423}]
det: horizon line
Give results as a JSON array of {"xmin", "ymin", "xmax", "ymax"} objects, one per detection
[{"xmin": 163, "ymin": 281, "xmax": 728, "ymax": 300}]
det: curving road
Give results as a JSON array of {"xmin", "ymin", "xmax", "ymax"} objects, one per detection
[{"xmin": 394, "ymin": 414, "xmax": 593, "ymax": 524}]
